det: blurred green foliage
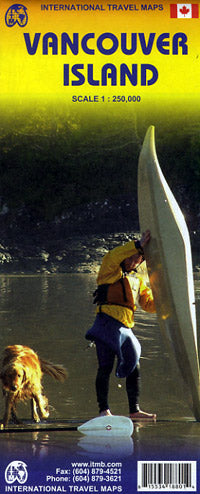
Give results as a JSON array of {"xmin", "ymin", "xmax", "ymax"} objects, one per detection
[{"xmin": 0, "ymin": 102, "xmax": 199, "ymax": 221}]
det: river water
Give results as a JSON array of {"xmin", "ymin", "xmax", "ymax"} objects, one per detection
[{"xmin": 0, "ymin": 273, "xmax": 200, "ymax": 468}]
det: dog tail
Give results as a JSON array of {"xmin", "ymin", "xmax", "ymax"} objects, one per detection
[{"xmin": 40, "ymin": 359, "xmax": 67, "ymax": 382}]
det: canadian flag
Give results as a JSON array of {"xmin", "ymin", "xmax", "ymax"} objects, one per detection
[{"xmin": 170, "ymin": 4, "xmax": 199, "ymax": 17}]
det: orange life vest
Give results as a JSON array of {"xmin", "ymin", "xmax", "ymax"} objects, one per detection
[{"xmin": 93, "ymin": 276, "xmax": 135, "ymax": 312}]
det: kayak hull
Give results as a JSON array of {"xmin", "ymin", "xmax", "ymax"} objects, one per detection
[{"xmin": 138, "ymin": 126, "xmax": 200, "ymax": 420}]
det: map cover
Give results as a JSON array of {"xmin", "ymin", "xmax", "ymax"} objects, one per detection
[{"xmin": 0, "ymin": 0, "xmax": 200, "ymax": 493}]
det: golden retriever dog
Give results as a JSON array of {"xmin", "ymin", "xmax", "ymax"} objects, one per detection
[{"xmin": 0, "ymin": 345, "xmax": 67, "ymax": 428}]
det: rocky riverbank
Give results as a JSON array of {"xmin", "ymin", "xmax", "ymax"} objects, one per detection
[
  {"xmin": 0, "ymin": 197, "xmax": 199, "ymax": 275},
  {"xmin": 0, "ymin": 228, "xmax": 137, "ymax": 276}
]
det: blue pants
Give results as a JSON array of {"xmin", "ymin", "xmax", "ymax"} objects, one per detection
[
  {"xmin": 86, "ymin": 313, "xmax": 141, "ymax": 378},
  {"xmin": 86, "ymin": 313, "xmax": 141, "ymax": 413},
  {"xmin": 95, "ymin": 338, "xmax": 140, "ymax": 414}
]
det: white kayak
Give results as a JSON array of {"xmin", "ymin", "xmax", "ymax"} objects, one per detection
[
  {"xmin": 138, "ymin": 125, "xmax": 200, "ymax": 421},
  {"xmin": 77, "ymin": 415, "xmax": 134, "ymax": 436}
]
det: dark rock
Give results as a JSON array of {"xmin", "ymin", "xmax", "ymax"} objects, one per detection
[{"xmin": 0, "ymin": 196, "xmax": 198, "ymax": 274}]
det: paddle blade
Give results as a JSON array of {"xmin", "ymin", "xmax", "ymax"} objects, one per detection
[{"xmin": 77, "ymin": 415, "xmax": 133, "ymax": 436}]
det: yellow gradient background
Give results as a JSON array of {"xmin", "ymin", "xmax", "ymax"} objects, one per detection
[{"xmin": 0, "ymin": 0, "xmax": 200, "ymax": 112}]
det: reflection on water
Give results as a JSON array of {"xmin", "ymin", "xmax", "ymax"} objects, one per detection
[
  {"xmin": 78, "ymin": 435, "xmax": 134, "ymax": 457},
  {"xmin": 0, "ymin": 274, "xmax": 96, "ymax": 420},
  {"xmin": 0, "ymin": 274, "xmax": 199, "ymax": 458}
]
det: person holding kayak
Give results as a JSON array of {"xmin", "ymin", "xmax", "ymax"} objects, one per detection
[{"xmin": 86, "ymin": 229, "xmax": 156, "ymax": 421}]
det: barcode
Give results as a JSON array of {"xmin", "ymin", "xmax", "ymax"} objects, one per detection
[{"xmin": 137, "ymin": 461, "xmax": 196, "ymax": 491}]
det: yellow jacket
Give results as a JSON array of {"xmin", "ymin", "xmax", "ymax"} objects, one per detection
[{"xmin": 96, "ymin": 240, "xmax": 155, "ymax": 327}]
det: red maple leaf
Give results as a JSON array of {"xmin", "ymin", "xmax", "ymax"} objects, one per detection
[{"xmin": 179, "ymin": 5, "xmax": 190, "ymax": 16}]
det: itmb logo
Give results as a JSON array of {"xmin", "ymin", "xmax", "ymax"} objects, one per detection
[
  {"xmin": 5, "ymin": 461, "xmax": 28, "ymax": 484},
  {"xmin": 5, "ymin": 4, "xmax": 28, "ymax": 27}
]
